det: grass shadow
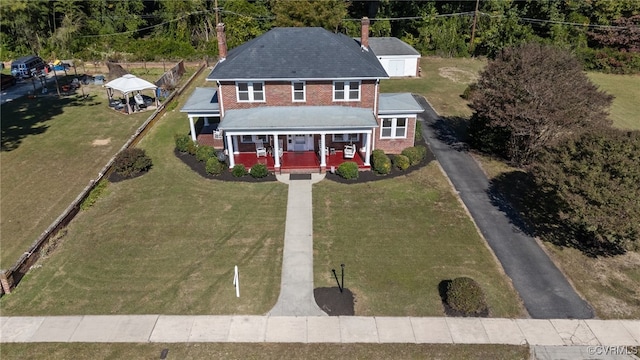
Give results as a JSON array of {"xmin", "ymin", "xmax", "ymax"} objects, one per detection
[
  {"xmin": 1, "ymin": 86, "xmax": 93, "ymax": 152},
  {"xmin": 489, "ymin": 170, "xmax": 625, "ymax": 257}
]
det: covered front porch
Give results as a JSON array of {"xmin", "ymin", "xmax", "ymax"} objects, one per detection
[
  {"xmin": 233, "ymin": 150, "xmax": 369, "ymax": 173},
  {"xmin": 220, "ymin": 106, "xmax": 378, "ymax": 172}
]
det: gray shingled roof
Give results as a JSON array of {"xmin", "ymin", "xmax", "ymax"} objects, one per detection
[
  {"xmin": 378, "ymin": 93, "xmax": 423, "ymax": 114},
  {"xmin": 207, "ymin": 27, "xmax": 389, "ymax": 81},
  {"xmin": 219, "ymin": 106, "xmax": 378, "ymax": 131},
  {"xmin": 367, "ymin": 37, "xmax": 420, "ymax": 56},
  {"xmin": 179, "ymin": 87, "xmax": 219, "ymax": 114}
]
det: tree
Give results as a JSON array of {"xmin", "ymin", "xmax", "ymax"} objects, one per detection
[
  {"xmin": 531, "ymin": 129, "xmax": 640, "ymax": 255},
  {"xmin": 474, "ymin": 0, "xmax": 534, "ymax": 57},
  {"xmin": 589, "ymin": 14, "xmax": 640, "ymax": 53},
  {"xmin": 271, "ymin": 0, "xmax": 349, "ymax": 32},
  {"xmin": 468, "ymin": 43, "xmax": 613, "ymax": 166}
]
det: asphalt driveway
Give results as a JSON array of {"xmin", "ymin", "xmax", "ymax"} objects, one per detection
[{"xmin": 416, "ymin": 96, "xmax": 593, "ymax": 319}]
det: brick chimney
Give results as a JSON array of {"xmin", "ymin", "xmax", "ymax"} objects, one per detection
[
  {"xmin": 216, "ymin": 23, "xmax": 228, "ymax": 60},
  {"xmin": 361, "ymin": 17, "xmax": 370, "ymax": 49}
]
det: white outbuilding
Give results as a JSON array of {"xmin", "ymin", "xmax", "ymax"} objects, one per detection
[{"xmin": 368, "ymin": 37, "xmax": 421, "ymax": 77}]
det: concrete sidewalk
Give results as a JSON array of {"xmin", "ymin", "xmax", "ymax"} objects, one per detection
[
  {"xmin": 268, "ymin": 173, "xmax": 326, "ymax": 316},
  {"xmin": 1, "ymin": 315, "xmax": 638, "ymax": 345}
]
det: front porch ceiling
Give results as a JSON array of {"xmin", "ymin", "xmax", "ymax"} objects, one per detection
[{"xmin": 218, "ymin": 106, "xmax": 378, "ymax": 132}]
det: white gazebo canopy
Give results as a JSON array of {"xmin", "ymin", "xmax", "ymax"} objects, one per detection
[{"xmin": 105, "ymin": 74, "xmax": 159, "ymax": 114}]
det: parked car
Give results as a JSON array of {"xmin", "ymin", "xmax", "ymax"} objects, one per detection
[
  {"xmin": 1, "ymin": 74, "xmax": 17, "ymax": 90},
  {"xmin": 10, "ymin": 55, "xmax": 47, "ymax": 78}
]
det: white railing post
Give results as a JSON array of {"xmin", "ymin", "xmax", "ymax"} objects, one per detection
[{"xmin": 233, "ymin": 265, "xmax": 240, "ymax": 297}]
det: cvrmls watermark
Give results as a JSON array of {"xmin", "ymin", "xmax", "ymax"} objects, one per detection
[{"xmin": 587, "ymin": 346, "xmax": 638, "ymax": 356}]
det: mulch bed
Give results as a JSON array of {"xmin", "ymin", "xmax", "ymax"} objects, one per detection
[
  {"xmin": 314, "ymin": 287, "xmax": 355, "ymax": 316},
  {"xmin": 173, "ymin": 138, "xmax": 436, "ymax": 184},
  {"xmin": 174, "ymin": 149, "xmax": 277, "ymax": 183}
]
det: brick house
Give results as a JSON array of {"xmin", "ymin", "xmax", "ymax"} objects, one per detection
[{"xmin": 180, "ymin": 18, "xmax": 423, "ymax": 172}]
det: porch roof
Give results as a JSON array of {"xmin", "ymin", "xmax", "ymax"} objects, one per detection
[
  {"xmin": 218, "ymin": 106, "xmax": 378, "ymax": 132},
  {"xmin": 180, "ymin": 87, "xmax": 219, "ymax": 115},
  {"xmin": 378, "ymin": 93, "xmax": 423, "ymax": 115}
]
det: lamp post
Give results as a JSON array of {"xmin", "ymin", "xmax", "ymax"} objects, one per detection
[{"xmin": 341, "ymin": 264, "xmax": 345, "ymax": 291}]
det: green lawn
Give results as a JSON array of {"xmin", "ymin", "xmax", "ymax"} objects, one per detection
[
  {"xmin": 0, "ymin": 73, "xmax": 287, "ymax": 315},
  {"xmin": 587, "ymin": 72, "xmax": 640, "ymax": 130},
  {"xmin": 313, "ymin": 163, "xmax": 525, "ymax": 318},
  {"xmin": 0, "ymin": 84, "xmax": 149, "ymax": 269},
  {"xmin": 383, "ymin": 57, "xmax": 639, "ymax": 130},
  {"xmin": 0, "ymin": 343, "xmax": 529, "ymax": 360},
  {"xmin": 381, "ymin": 56, "xmax": 485, "ymax": 118},
  {"xmin": 400, "ymin": 57, "xmax": 639, "ymax": 319}
]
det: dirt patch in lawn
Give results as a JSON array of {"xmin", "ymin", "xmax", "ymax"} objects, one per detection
[
  {"xmin": 314, "ymin": 287, "xmax": 355, "ymax": 316},
  {"xmin": 92, "ymin": 138, "xmax": 111, "ymax": 146},
  {"xmin": 438, "ymin": 67, "xmax": 478, "ymax": 84}
]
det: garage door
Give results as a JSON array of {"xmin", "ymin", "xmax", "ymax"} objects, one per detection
[{"xmin": 388, "ymin": 59, "xmax": 405, "ymax": 77}]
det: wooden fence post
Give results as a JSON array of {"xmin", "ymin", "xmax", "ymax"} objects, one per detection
[{"xmin": 0, "ymin": 271, "xmax": 12, "ymax": 294}]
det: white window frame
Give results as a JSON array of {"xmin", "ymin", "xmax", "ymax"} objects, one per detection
[
  {"xmin": 333, "ymin": 80, "xmax": 361, "ymax": 101},
  {"xmin": 380, "ymin": 117, "xmax": 408, "ymax": 139},
  {"xmin": 241, "ymin": 135, "xmax": 269, "ymax": 143},
  {"xmin": 332, "ymin": 133, "xmax": 360, "ymax": 142},
  {"xmin": 292, "ymin": 81, "xmax": 306, "ymax": 102},
  {"xmin": 236, "ymin": 81, "xmax": 265, "ymax": 102}
]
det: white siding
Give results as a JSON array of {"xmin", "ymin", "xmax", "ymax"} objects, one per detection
[{"xmin": 377, "ymin": 55, "xmax": 419, "ymax": 77}]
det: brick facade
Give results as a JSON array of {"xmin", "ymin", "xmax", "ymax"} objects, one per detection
[
  {"xmin": 374, "ymin": 116, "xmax": 417, "ymax": 154},
  {"xmin": 219, "ymin": 80, "xmax": 377, "ymax": 113}
]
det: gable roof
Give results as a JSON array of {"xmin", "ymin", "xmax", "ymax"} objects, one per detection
[
  {"xmin": 367, "ymin": 37, "xmax": 420, "ymax": 57},
  {"xmin": 105, "ymin": 74, "xmax": 156, "ymax": 94},
  {"xmin": 207, "ymin": 27, "xmax": 388, "ymax": 81}
]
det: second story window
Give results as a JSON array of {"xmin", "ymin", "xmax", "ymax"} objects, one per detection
[
  {"xmin": 333, "ymin": 81, "xmax": 360, "ymax": 101},
  {"xmin": 292, "ymin": 81, "xmax": 305, "ymax": 102},
  {"xmin": 236, "ymin": 82, "xmax": 265, "ymax": 102}
]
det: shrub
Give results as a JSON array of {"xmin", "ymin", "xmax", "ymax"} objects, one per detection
[
  {"xmin": 337, "ymin": 161, "xmax": 359, "ymax": 180},
  {"xmin": 461, "ymin": 82, "xmax": 477, "ymax": 100},
  {"xmin": 250, "ymin": 163, "xmax": 269, "ymax": 178},
  {"xmin": 415, "ymin": 145, "xmax": 427, "ymax": 160},
  {"xmin": 393, "ymin": 154, "xmax": 410, "ymax": 170},
  {"xmin": 402, "ymin": 146, "xmax": 426, "ymax": 166},
  {"xmin": 205, "ymin": 157, "xmax": 225, "ymax": 175},
  {"xmin": 81, "ymin": 179, "xmax": 108, "ymax": 210},
  {"xmin": 186, "ymin": 140, "xmax": 198, "ymax": 155},
  {"xmin": 231, "ymin": 164, "xmax": 247, "ymax": 177},
  {"xmin": 196, "ymin": 145, "xmax": 216, "ymax": 162},
  {"xmin": 415, "ymin": 120, "xmax": 423, "ymax": 142},
  {"xmin": 371, "ymin": 149, "xmax": 391, "ymax": 175},
  {"xmin": 113, "ymin": 148, "xmax": 153, "ymax": 178},
  {"xmin": 445, "ymin": 277, "xmax": 488, "ymax": 315},
  {"xmin": 174, "ymin": 133, "xmax": 192, "ymax": 152}
]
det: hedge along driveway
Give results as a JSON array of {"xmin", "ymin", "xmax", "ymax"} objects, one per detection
[
  {"xmin": 313, "ymin": 163, "xmax": 525, "ymax": 317},
  {"xmin": 0, "ymin": 73, "xmax": 288, "ymax": 315},
  {"xmin": 0, "ymin": 86, "xmax": 150, "ymax": 269}
]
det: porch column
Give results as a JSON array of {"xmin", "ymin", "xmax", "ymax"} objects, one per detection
[
  {"xmin": 364, "ymin": 131, "xmax": 372, "ymax": 166},
  {"xmin": 273, "ymin": 133, "xmax": 281, "ymax": 169},
  {"xmin": 226, "ymin": 133, "xmax": 235, "ymax": 168},
  {"xmin": 319, "ymin": 133, "xmax": 327, "ymax": 167},
  {"xmin": 204, "ymin": 117, "xmax": 210, "ymax": 126},
  {"xmin": 232, "ymin": 136, "xmax": 239, "ymax": 154},
  {"xmin": 189, "ymin": 116, "xmax": 197, "ymax": 141}
]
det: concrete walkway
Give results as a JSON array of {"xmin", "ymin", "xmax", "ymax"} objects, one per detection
[
  {"xmin": 268, "ymin": 173, "xmax": 326, "ymax": 316},
  {"xmin": 416, "ymin": 96, "xmax": 594, "ymax": 319},
  {"xmin": 1, "ymin": 315, "xmax": 638, "ymax": 345}
]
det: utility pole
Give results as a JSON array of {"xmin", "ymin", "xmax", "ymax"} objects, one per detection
[
  {"xmin": 215, "ymin": 0, "xmax": 220, "ymax": 24},
  {"xmin": 469, "ymin": 0, "xmax": 480, "ymax": 55}
]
